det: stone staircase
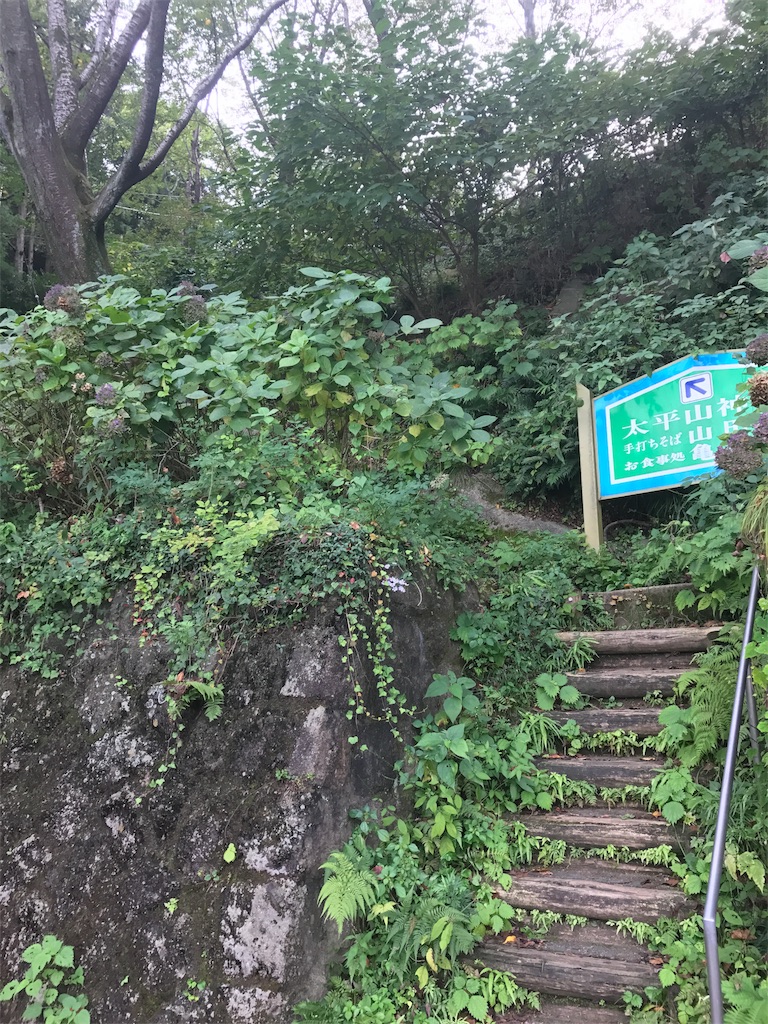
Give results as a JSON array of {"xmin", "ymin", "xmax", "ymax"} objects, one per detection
[{"xmin": 475, "ymin": 623, "xmax": 719, "ymax": 1023}]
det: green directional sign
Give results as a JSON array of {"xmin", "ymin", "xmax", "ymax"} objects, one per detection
[{"xmin": 593, "ymin": 352, "xmax": 754, "ymax": 498}]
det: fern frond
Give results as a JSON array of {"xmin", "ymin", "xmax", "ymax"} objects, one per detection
[
  {"xmin": 673, "ymin": 632, "xmax": 742, "ymax": 766},
  {"xmin": 724, "ymin": 976, "xmax": 768, "ymax": 1024},
  {"xmin": 318, "ymin": 851, "xmax": 375, "ymax": 935}
]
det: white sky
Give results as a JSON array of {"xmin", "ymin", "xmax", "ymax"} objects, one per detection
[{"xmin": 207, "ymin": 0, "xmax": 729, "ymax": 130}]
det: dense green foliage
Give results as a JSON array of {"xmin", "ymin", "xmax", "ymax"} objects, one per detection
[
  {"xmin": 226, "ymin": 0, "xmax": 767, "ymax": 316},
  {"xmin": 2, "ymin": 1, "xmax": 767, "ymax": 1021}
]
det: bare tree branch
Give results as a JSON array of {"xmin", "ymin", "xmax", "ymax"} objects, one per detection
[
  {"xmin": 133, "ymin": 0, "xmax": 292, "ymax": 185},
  {"xmin": 362, "ymin": 0, "xmax": 390, "ymax": 47},
  {"xmin": 91, "ymin": 0, "xmax": 169, "ymax": 222},
  {"xmin": 47, "ymin": 0, "xmax": 78, "ymax": 127},
  {"xmin": 236, "ymin": 49, "xmax": 279, "ymax": 150},
  {"xmin": 61, "ymin": 0, "xmax": 153, "ymax": 159},
  {"xmin": 78, "ymin": 0, "xmax": 120, "ymax": 89}
]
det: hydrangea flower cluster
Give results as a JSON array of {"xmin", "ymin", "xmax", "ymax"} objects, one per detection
[
  {"xmin": 43, "ymin": 285, "xmax": 83, "ymax": 317},
  {"xmin": 94, "ymin": 383, "xmax": 116, "ymax": 407},
  {"xmin": 746, "ymin": 333, "xmax": 768, "ymax": 366},
  {"xmin": 177, "ymin": 281, "xmax": 207, "ymax": 326},
  {"xmin": 714, "ymin": 431, "xmax": 763, "ymax": 479},
  {"xmin": 51, "ymin": 325, "xmax": 85, "ymax": 349},
  {"xmin": 753, "ymin": 413, "xmax": 768, "ymax": 445},
  {"xmin": 106, "ymin": 415, "xmax": 128, "ymax": 435},
  {"xmin": 94, "ymin": 352, "xmax": 114, "ymax": 369},
  {"xmin": 749, "ymin": 372, "xmax": 768, "ymax": 407},
  {"xmin": 749, "ymin": 245, "xmax": 768, "ymax": 272}
]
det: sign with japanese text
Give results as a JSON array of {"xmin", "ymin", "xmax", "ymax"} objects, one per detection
[{"xmin": 593, "ymin": 352, "xmax": 753, "ymax": 498}]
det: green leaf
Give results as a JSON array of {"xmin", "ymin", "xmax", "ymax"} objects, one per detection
[
  {"xmin": 443, "ymin": 696, "xmax": 462, "ymax": 722},
  {"xmin": 299, "ymin": 267, "xmax": 330, "ymax": 279},
  {"xmin": 724, "ymin": 238, "xmax": 764, "ymax": 260},
  {"xmin": 425, "ymin": 676, "xmax": 451, "ymax": 698},
  {"xmin": 558, "ymin": 684, "xmax": 581, "ymax": 705},
  {"xmin": 223, "ymin": 843, "xmax": 237, "ymax": 864},
  {"xmin": 661, "ymin": 800, "xmax": 686, "ymax": 824},
  {"xmin": 53, "ymin": 945, "xmax": 74, "ymax": 969},
  {"xmin": 0, "ymin": 980, "xmax": 24, "ymax": 1000},
  {"xmin": 658, "ymin": 966, "xmax": 677, "ymax": 987},
  {"xmin": 536, "ymin": 690, "xmax": 556, "ymax": 711},
  {"xmin": 467, "ymin": 994, "xmax": 489, "ymax": 1021},
  {"xmin": 747, "ymin": 267, "xmax": 768, "ymax": 292}
]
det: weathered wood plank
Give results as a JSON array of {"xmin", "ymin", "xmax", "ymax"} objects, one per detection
[
  {"xmin": 495, "ymin": 865, "xmax": 693, "ymax": 923},
  {"xmin": 565, "ymin": 668, "xmax": 679, "ymax": 698},
  {"xmin": 527, "ymin": 1003, "xmax": 628, "ymax": 1023},
  {"xmin": 534, "ymin": 754, "xmax": 664, "ymax": 788},
  {"xmin": 545, "ymin": 707, "xmax": 664, "ymax": 736},
  {"xmin": 515, "ymin": 806, "xmax": 687, "ymax": 851},
  {"xmin": 477, "ymin": 941, "xmax": 660, "ymax": 1001},
  {"xmin": 557, "ymin": 626, "xmax": 720, "ymax": 654}
]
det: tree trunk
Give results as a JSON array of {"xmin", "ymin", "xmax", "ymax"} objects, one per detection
[
  {"xmin": 0, "ymin": 0, "xmax": 111, "ymax": 283},
  {"xmin": 519, "ymin": 0, "xmax": 536, "ymax": 39},
  {"xmin": 14, "ymin": 196, "xmax": 28, "ymax": 274}
]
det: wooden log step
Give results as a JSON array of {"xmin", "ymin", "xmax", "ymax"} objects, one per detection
[
  {"xmin": 546, "ymin": 707, "xmax": 664, "ymax": 737},
  {"xmin": 535, "ymin": 753, "xmax": 665, "ymax": 788},
  {"xmin": 495, "ymin": 861, "xmax": 693, "ymax": 923},
  {"xmin": 515, "ymin": 806, "xmax": 687, "ymax": 851},
  {"xmin": 565, "ymin": 668, "xmax": 680, "ymax": 699},
  {"xmin": 478, "ymin": 923, "xmax": 660, "ymax": 1002},
  {"xmin": 591, "ymin": 652, "xmax": 694, "ymax": 671},
  {"xmin": 504, "ymin": 1001, "xmax": 628, "ymax": 1023},
  {"xmin": 556, "ymin": 626, "xmax": 720, "ymax": 655}
]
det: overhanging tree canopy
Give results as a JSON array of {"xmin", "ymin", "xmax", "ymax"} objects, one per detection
[{"xmin": 0, "ymin": 0, "xmax": 290, "ymax": 283}]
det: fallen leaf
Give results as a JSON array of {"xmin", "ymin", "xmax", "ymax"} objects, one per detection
[
  {"xmin": 504, "ymin": 935, "xmax": 517, "ymax": 944},
  {"xmin": 649, "ymin": 956, "xmax": 665, "ymax": 966},
  {"xmin": 730, "ymin": 929, "xmax": 753, "ymax": 940}
]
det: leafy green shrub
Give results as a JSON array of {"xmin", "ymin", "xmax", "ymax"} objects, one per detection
[
  {"xmin": 0, "ymin": 270, "xmax": 494, "ymax": 510},
  {"xmin": 489, "ymin": 187, "xmax": 768, "ymax": 495},
  {"xmin": 0, "ymin": 935, "xmax": 90, "ymax": 1023}
]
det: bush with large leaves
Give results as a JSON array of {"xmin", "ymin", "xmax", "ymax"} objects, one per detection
[{"xmin": 0, "ymin": 270, "xmax": 494, "ymax": 509}]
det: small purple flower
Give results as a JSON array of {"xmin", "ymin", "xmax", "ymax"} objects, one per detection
[
  {"xmin": 715, "ymin": 431, "xmax": 763, "ymax": 479},
  {"xmin": 107, "ymin": 416, "xmax": 128, "ymax": 435},
  {"xmin": 95, "ymin": 383, "xmax": 117, "ymax": 407},
  {"xmin": 384, "ymin": 575, "xmax": 408, "ymax": 593}
]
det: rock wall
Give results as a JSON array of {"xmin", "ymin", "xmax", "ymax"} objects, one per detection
[{"xmin": 0, "ymin": 579, "xmax": 473, "ymax": 1022}]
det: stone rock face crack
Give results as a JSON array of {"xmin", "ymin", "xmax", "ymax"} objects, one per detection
[{"xmin": 0, "ymin": 577, "xmax": 472, "ymax": 1022}]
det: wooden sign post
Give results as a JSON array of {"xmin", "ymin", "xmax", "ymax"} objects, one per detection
[{"xmin": 577, "ymin": 383, "xmax": 603, "ymax": 551}]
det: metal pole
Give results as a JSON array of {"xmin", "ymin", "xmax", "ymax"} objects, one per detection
[
  {"xmin": 702, "ymin": 563, "xmax": 762, "ymax": 1024},
  {"xmin": 745, "ymin": 669, "xmax": 762, "ymax": 766}
]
